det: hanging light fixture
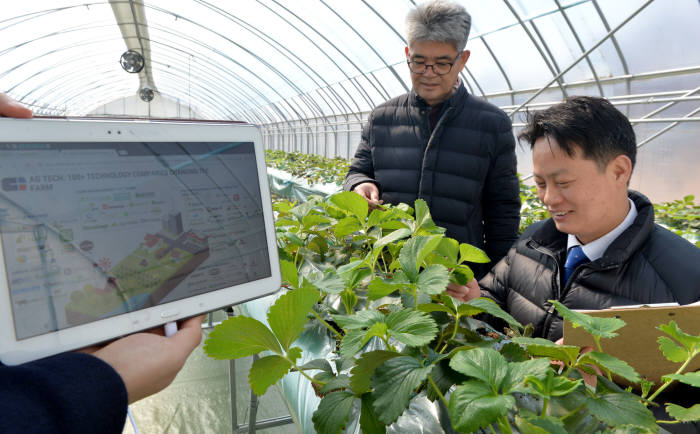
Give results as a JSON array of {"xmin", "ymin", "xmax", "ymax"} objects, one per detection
[{"xmin": 120, "ymin": 50, "xmax": 145, "ymax": 73}]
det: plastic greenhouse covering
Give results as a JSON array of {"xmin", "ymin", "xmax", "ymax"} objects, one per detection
[{"xmin": 1, "ymin": 0, "xmax": 699, "ymax": 433}]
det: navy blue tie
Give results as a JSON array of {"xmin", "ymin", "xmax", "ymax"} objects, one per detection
[{"xmin": 564, "ymin": 245, "xmax": 589, "ymax": 284}]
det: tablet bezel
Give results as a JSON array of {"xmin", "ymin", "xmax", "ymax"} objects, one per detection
[{"xmin": 0, "ymin": 117, "xmax": 281, "ymax": 365}]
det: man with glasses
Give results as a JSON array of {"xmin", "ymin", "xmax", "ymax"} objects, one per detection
[{"xmin": 344, "ymin": 0, "xmax": 520, "ymax": 279}]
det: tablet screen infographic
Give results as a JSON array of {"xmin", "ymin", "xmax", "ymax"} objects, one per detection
[{"xmin": 0, "ymin": 140, "xmax": 271, "ymax": 340}]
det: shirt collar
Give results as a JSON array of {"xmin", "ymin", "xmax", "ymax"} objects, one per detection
[{"xmin": 567, "ymin": 198, "xmax": 638, "ymax": 261}]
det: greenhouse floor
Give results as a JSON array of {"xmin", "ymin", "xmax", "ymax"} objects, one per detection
[{"xmin": 122, "ymin": 311, "xmax": 297, "ymax": 434}]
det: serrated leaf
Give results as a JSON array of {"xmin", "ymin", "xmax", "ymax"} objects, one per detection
[
  {"xmin": 514, "ymin": 415, "xmax": 567, "ymax": 434},
  {"xmin": 279, "ymin": 259, "xmax": 299, "ymax": 288},
  {"xmin": 399, "ymin": 236, "xmax": 442, "ymax": 281},
  {"xmin": 658, "ymin": 321, "xmax": 700, "ymax": 351},
  {"xmin": 449, "ymin": 380, "xmax": 515, "ymax": 433},
  {"xmin": 436, "ymin": 237, "xmax": 459, "ymax": 263},
  {"xmin": 336, "ymin": 259, "xmax": 366, "ymax": 275},
  {"xmin": 335, "ymin": 216, "xmax": 362, "ymax": 238},
  {"xmin": 341, "ymin": 288, "xmax": 359, "ymax": 313},
  {"xmin": 204, "ymin": 316, "xmax": 281, "ymax": 359},
  {"xmin": 468, "ymin": 297, "xmax": 523, "ymax": 330},
  {"xmin": 249, "ymin": 354, "xmax": 293, "ymax": 396},
  {"xmin": 341, "ymin": 267, "xmax": 371, "ymax": 290},
  {"xmin": 350, "ymin": 350, "xmax": 401, "ymax": 394},
  {"xmin": 457, "ymin": 303, "xmax": 485, "ymax": 317},
  {"xmin": 510, "ymin": 337, "xmax": 581, "ymax": 365},
  {"xmin": 367, "ymin": 277, "xmax": 403, "ymax": 300},
  {"xmin": 459, "ymin": 243, "xmax": 490, "ymax": 263},
  {"xmin": 658, "ymin": 336, "xmax": 688, "ymax": 363},
  {"xmin": 449, "ymin": 348, "xmax": 509, "ymax": 391},
  {"xmin": 360, "ymin": 393, "xmax": 386, "ymax": 434},
  {"xmin": 361, "ymin": 322, "xmax": 388, "ymax": 346},
  {"xmin": 302, "ymin": 213, "xmax": 331, "ymax": 229},
  {"xmin": 312, "ymin": 391, "xmax": 356, "ymax": 434},
  {"xmin": 340, "ymin": 329, "xmax": 369, "ymax": 359},
  {"xmin": 268, "ymin": 286, "xmax": 320, "ymax": 351},
  {"xmin": 333, "ymin": 310, "xmax": 384, "ymax": 330},
  {"xmin": 371, "ymin": 356, "xmax": 433, "ymax": 425},
  {"xmin": 666, "ymin": 403, "xmax": 700, "ymax": 422},
  {"xmin": 299, "ymin": 358, "xmax": 333, "ymax": 373},
  {"xmin": 290, "ymin": 200, "xmax": 316, "ymax": 221},
  {"xmin": 385, "ymin": 309, "xmax": 438, "ymax": 347},
  {"xmin": 579, "ymin": 351, "xmax": 641, "ymax": 384},
  {"xmin": 367, "ymin": 209, "xmax": 385, "ymax": 228},
  {"xmin": 587, "ymin": 393, "xmax": 656, "ymax": 428},
  {"xmin": 417, "ymin": 302, "xmax": 454, "ymax": 314},
  {"xmin": 414, "ymin": 199, "xmax": 439, "ymax": 232},
  {"xmin": 319, "ymin": 374, "xmax": 352, "ymax": 394},
  {"xmin": 503, "ymin": 358, "xmax": 552, "ymax": 393},
  {"xmin": 330, "ymin": 191, "xmax": 368, "ymax": 220},
  {"xmin": 274, "ymin": 217, "xmax": 298, "ymax": 227},
  {"xmin": 663, "ymin": 372, "xmax": 700, "ymax": 387},
  {"xmin": 311, "ymin": 270, "xmax": 346, "ymax": 294},
  {"xmin": 373, "ymin": 227, "xmax": 412, "ymax": 251},
  {"xmin": 550, "ymin": 300, "xmax": 625, "ymax": 339},
  {"xmin": 415, "ymin": 264, "xmax": 449, "ymax": 295}
]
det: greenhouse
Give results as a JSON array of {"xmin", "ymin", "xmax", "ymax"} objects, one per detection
[{"xmin": 1, "ymin": 0, "xmax": 699, "ymax": 433}]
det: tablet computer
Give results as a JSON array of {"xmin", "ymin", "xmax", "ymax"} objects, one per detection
[{"xmin": 0, "ymin": 117, "xmax": 281, "ymax": 365}]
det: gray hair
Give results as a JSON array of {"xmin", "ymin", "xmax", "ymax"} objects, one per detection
[{"xmin": 406, "ymin": 0, "xmax": 472, "ymax": 52}]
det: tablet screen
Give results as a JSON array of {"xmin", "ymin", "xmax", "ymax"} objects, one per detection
[{"xmin": 0, "ymin": 141, "xmax": 271, "ymax": 340}]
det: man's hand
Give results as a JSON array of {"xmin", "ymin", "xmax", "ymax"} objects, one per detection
[
  {"xmin": 353, "ymin": 182, "xmax": 384, "ymax": 210},
  {"xmin": 0, "ymin": 93, "xmax": 33, "ymax": 118},
  {"xmin": 446, "ymin": 279, "xmax": 482, "ymax": 302},
  {"xmin": 86, "ymin": 315, "xmax": 205, "ymax": 404}
]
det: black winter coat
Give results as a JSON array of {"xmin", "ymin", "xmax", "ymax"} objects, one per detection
[
  {"xmin": 344, "ymin": 84, "xmax": 520, "ymax": 277},
  {"xmin": 480, "ymin": 191, "xmax": 700, "ymax": 341}
]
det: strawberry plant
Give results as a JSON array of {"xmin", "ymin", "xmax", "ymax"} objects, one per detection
[{"xmin": 205, "ymin": 192, "xmax": 700, "ymax": 433}]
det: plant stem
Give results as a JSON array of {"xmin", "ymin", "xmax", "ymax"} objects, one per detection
[
  {"xmin": 498, "ymin": 416, "xmax": 514, "ymax": 434},
  {"xmin": 310, "ymin": 309, "xmax": 343, "ymax": 340},
  {"xmin": 540, "ymin": 397, "xmax": 549, "ymax": 417},
  {"xmin": 292, "ymin": 361, "xmax": 326, "ymax": 386},
  {"xmin": 427, "ymin": 375, "xmax": 449, "ymax": 409},
  {"xmin": 647, "ymin": 355, "xmax": 695, "ymax": 403}
]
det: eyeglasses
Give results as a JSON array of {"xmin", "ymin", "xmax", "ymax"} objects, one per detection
[{"xmin": 406, "ymin": 53, "xmax": 462, "ymax": 76}]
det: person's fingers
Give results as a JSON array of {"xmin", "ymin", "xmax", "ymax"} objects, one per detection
[
  {"xmin": 168, "ymin": 315, "xmax": 205, "ymax": 355},
  {"xmin": 0, "ymin": 94, "xmax": 33, "ymax": 118},
  {"xmin": 369, "ymin": 188, "xmax": 379, "ymax": 202}
]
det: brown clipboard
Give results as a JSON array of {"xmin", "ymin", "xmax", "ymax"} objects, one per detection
[{"xmin": 563, "ymin": 303, "xmax": 700, "ymax": 386}]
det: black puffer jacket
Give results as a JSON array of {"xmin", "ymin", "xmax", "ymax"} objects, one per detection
[
  {"xmin": 344, "ymin": 83, "xmax": 520, "ymax": 276},
  {"xmin": 480, "ymin": 191, "xmax": 700, "ymax": 341}
]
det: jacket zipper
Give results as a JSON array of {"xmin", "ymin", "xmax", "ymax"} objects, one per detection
[
  {"xmin": 417, "ymin": 107, "xmax": 454, "ymax": 200},
  {"xmin": 530, "ymin": 242, "xmax": 562, "ymax": 338}
]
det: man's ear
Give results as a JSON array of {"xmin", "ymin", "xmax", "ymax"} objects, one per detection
[
  {"xmin": 460, "ymin": 50, "xmax": 471, "ymax": 67},
  {"xmin": 608, "ymin": 154, "xmax": 633, "ymax": 185}
]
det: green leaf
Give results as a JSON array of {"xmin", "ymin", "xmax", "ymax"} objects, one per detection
[
  {"xmin": 340, "ymin": 329, "xmax": 369, "ymax": 358},
  {"xmin": 249, "ymin": 352, "xmax": 295, "ymax": 396},
  {"xmin": 666, "ymin": 403, "xmax": 700, "ymax": 422},
  {"xmin": 268, "ymin": 286, "xmax": 320, "ymax": 351},
  {"xmin": 663, "ymin": 372, "xmax": 700, "ymax": 387},
  {"xmin": 350, "ymin": 350, "xmax": 401, "ymax": 394},
  {"xmin": 449, "ymin": 348, "xmax": 509, "ymax": 391},
  {"xmin": 299, "ymin": 358, "xmax": 333, "ymax": 373},
  {"xmin": 468, "ymin": 297, "xmax": 523, "ymax": 330},
  {"xmin": 459, "ymin": 243, "xmax": 490, "ymax": 264},
  {"xmin": 361, "ymin": 322, "xmax": 388, "ymax": 346},
  {"xmin": 579, "ymin": 351, "xmax": 641, "ymax": 384},
  {"xmin": 414, "ymin": 199, "xmax": 439, "ymax": 232},
  {"xmin": 367, "ymin": 209, "xmax": 385, "ymax": 228},
  {"xmin": 436, "ymin": 237, "xmax": 459, "ymax": 263},
  {"xmin": 335, "ymin": 216, "xmax": 362, "ymax": 238},
  {"xmin": 658, "ymin": 336, "xmax": 688, "ymax": 363},
  {"xmin": 415, "ymin": 264, "xmax": 449, "ymax": 295},
  {"xmin": 340, "ymin": 267, "xmax": 371, "ymax": 290},
  {"xmin": 658, "ymin": 321, "xmax": 700, "ymax": 352},
  {"xmin": 312, "ymin": 391, "xmax": 356, "ymax": 434},
  {"xmin": 204, "ymin": 316, "xmax": 281, "ymax": 359},
  {"xmin": 371, "ymin": 356, "xmax": 433, "ymax": 425},
  {"xmin": 279, "ymin": 259, "xmax": 299, "ymax": 288},
  {"xmin": 510, "ymin": 337, "xmax": 581, "ymax": 366},
  {"xmin": 330, "ymin": 191, "xmax": 369, "ymax": 220},
  {"xmin": 550, "ymin": 300, "xmax": 625, "ymax": 339},
  {"xmin": 360, "ymin": 393, "xmax": 386, "ymax": 434},
  {"xmin": 290, "ymin": 200, "xmax": 316, "ymax": 221},
  {"xmin": 417, "ymin": 302, "xmax": 454, "ymax": 315},
  {"xmin": 302, "ymin": 213, "xmax": 331, "ymax": 229},
  {"xmin": 341, "ymin": 288, "xmax": 359, "ymax": 313},
  {"xmin": 311, "ymin": 270, "xmax": 346, "ymax": 295},
  {"xmin": 514, "ymin": 415, "xmax": 568, "ymax": 434},
  {"xmin": 274, "ymin": 217, "xmax": 298, "ymax": 227},
  {"xmin": 398, "ymin": 235, "xmax": 442, "ymax": 281},
  {"xmin": 319, "ymin": 374, "xmax": 352, "ymax": 394},
  {"xmin": 449, "ymin": 380, "xmax": 515, "ymax": 433},
  {"xmin": 367, "ymin": 278, "xmax": 403, "ymax": 301},
  {"xmin": 385, "ymin": 309, "xmax": 438, "ymax": 347},
  {"xmin": 333, "ymin": 310, "xmax": 384, "ymax": 330},
  {"xmin": 373, "ymin": 228, "xmax": 412, "ymax": 251},
  {"xmin": 587, "ymin": 393, "xmax": 656, "ymax": 428},
  {"xmin": 456, "ymin": 303, "xmax": 485, "ymax": 317},
  {"xmin": 502, "ymin": 358, "xmax": 552, "ymax": 393}
]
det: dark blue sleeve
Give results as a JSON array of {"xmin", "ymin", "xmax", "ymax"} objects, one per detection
[{"xmin": 0, "ymin": 352, "xmax": 127, "ymax": 434}]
